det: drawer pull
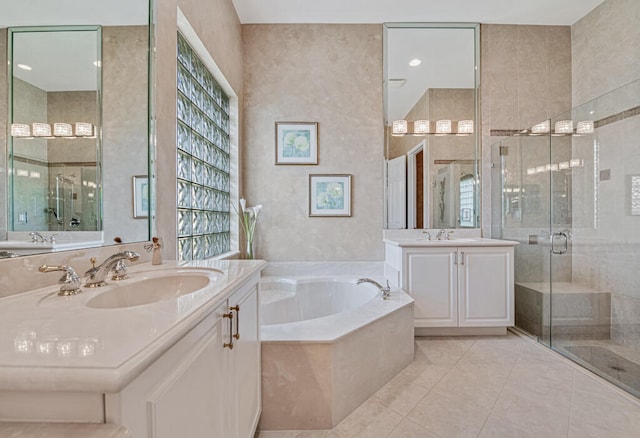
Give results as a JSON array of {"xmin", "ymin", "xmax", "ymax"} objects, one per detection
[
  {"xmin": 223, "ymin": 312, "xmax": 234, "ymax": 349},
  {"xmin": 231, "ymin": 305, "xmax": 240, "ymax": 340}
]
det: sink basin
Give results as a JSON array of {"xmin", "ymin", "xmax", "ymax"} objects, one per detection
[{"xmin": 86, "ymin": 270, "xmax": 218, "ymax": 309}]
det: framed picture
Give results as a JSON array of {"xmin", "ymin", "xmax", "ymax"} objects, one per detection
[
  {"xmin": 132, "ymin": 175, "xmax": 149, "ymax": 218},
  {"xmin": 275, "ymin": 122, "xmax": 318, "ymax": 165},
  {"xmin": 309, "ymin": 174, "xmax": 352, "ymax": 217}
]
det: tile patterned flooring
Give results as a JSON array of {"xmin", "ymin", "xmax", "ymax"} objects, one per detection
[{"xmin": 256, "ymin": 333, "xmax": 640, "ymax": 438}]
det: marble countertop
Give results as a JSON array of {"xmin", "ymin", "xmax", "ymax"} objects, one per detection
[
  {"xmin": 383, "ymin": 237, "xmax": 519, "ymax": 247},
  {"xmin": 0, "ymin": 259, "xmax": 266, "ymax": 393}
]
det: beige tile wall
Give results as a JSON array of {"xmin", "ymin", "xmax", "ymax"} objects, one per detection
[{"xmin": 242, "ymin": 24, "xmax": 384, "ymax": 262}]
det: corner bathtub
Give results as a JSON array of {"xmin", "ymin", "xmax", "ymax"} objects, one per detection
[{"xmin": 259, "ymin": 276, "xmax": 414, "ymax": 430}]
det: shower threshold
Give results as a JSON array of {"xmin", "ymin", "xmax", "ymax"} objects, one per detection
[{"xmin": 561, "ymin": 345, "xmax": 640, "ymax": 398}]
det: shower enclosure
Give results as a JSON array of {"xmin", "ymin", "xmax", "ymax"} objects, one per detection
[{"xmin": 493, "ymin": 79, "xmax": 640, "ymax": 398}]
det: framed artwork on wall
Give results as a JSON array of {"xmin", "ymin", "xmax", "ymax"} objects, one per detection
[
  {"xmin": 133, "ymin": 175, "xmax": 149, "ymax": 218},
  {"xmin": 275, "ymin": 122, "xmax": 318, "ymax": 164},
  {"xmin": 309, "ymin": 174, "xmax": 352, "ymax": 217}
]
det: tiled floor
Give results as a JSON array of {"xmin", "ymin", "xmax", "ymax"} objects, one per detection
[{"xmin": 256, "ymin": 332, "xmax": 640, "ymax": 438}]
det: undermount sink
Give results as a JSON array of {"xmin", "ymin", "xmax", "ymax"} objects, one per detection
[{"xmin": 86, "ymin": 270, "xmax": 220, "ymax": 309}]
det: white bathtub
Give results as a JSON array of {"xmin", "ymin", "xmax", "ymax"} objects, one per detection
[{"xmin": 259, "ymin": 276, "xmax": 414, "ymax": 430}]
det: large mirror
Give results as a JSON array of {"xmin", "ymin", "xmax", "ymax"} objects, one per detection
[
  {"xmin": 0, "ymin": 0, "xmax": 151, "ymax": 256},
  {"xmin": 384, "ymin": 23, "xmax": 480, "ymax": 230}
]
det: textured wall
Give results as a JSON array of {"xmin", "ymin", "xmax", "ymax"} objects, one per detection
[
  {"xmin": 102, "ymin": 26, "xmax": 149, "ymax": 244},
  {"xmin": 480, "ymin": 24, "xmax": 571, "ymax": 235},
  {"xmin": 154, "ymin": 0, "xmax": 243, "ymax": 259},
  {"xmin": 572, "ymin": 0, "xmax": 640, "ymax": 106},
  {"xmin": 571, "ymin": 0, "xmax": 640, "ymax": 349},
  {"xmin": 242, "ymin": 24, "xmax": 384, "ymax": 262}
]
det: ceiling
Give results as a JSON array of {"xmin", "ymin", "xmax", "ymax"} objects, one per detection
[{"xmin": 231, "ymin": 0, "xmax": 606, "ymax": 25}]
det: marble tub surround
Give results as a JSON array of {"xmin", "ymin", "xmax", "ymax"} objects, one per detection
[
  {"xmin": 0, "ymin": 241, "xmax": 152, "ymax": 299},
  {"xmin": 261, "ymin": 261, "xmax": 384, "ymax": 278},
  {"xmin": 259, "ymin": 271, "xmax": 414, "ymax": 430},
  {"xmin": 0, "ymin": 422, "xmax": 131, "ymax": 438},
  {"xmin": 0, "ymin": 259, "xmax": 265, "ymax": 393}
]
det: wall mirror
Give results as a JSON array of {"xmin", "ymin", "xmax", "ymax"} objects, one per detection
[
  {"xmin": 0, "ymin": 0, "xmax": 152, "ymax": 256},
  {"xmin": 384, "ymin": 23, "xmax": 480, "ymax": 230}
]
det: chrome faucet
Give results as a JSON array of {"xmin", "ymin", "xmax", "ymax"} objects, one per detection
[
  {"xmin": 421, "ymin": 230, "xmax": 431, "ymax": 240},
  {"xmin": 29, "ymin": 232, "xmax": 47, "ymax": 243},
  {"xmin": 39, "ymin": 265, "xmax": 81, "ymax": 296},
  {"xmin": 84, "ymin": 251, "xmax": 140, "ymax": 287},
  {"xmin": 356, "ymin": 278, "xmax": 391, "ymax": 300},
  {"xmin": 436, "ymin": 229, "xmax": 453, "ymax": 240}
]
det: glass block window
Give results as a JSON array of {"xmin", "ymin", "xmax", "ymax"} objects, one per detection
[
  {"xmin": 459, "ymin": 174, "xmax": 475, "ymax": 228},
  {"xmin": 176, "ymin": 32, "xmax": 231, "ymax": 261}
]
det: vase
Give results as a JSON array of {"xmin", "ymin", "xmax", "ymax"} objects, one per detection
[{"xmin": 245, "ymin": 236, "xmax": 254, "ymax": 259}]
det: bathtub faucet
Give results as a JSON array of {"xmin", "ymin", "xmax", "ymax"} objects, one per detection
[{"xmin": 356, "ymin": 278, "xmax": 391, "ymax": 300}]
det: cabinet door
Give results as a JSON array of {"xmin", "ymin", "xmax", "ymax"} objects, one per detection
[
  {"xmin": 458, "ymin": 247, "xmax": 514, "ymax": 327},
  {"xmin": 229, "ymin": 282, "xmax": 261, "ymax": 438},
  {"xmin": 406, "ymin": 248, "xmax": 458, "ymax": 327},
  {"xmin": 111, "ymin": 304, "xmax": 228, "ymax": 438}
]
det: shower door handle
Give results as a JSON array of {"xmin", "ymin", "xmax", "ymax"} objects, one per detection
[{"xmin": 551, "ymin": 232, "xmax": 568, "ymax": 255}]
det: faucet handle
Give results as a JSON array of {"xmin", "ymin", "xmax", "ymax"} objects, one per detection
[{"xmin": 39, "ymin": 265, "xmax": 81, "ymax": 296}]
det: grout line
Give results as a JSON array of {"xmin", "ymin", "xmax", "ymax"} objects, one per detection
[
  {"xmin": 508, "ymin": 328, "xmax": 640, "ymax": 407},
  {"xmin": 475, "ymin": 348, "xmax": 520, "ymax": 437}
]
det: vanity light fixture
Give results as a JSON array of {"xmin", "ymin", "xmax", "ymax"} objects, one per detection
[
  {"xmin": 32, "ymin": 122, "xmax": 52, "ymax": 137},
  {"xmin": 559, "ymin": 161, "xmax": 570, "ymax": 170},
  {"xmin": 526, "ymin": 168, "xmax": 536, "ymax": 175},
  {"xmin": 531, "ymin": 120, "xmax": 550, "ymax": 135},
  {"xmin": 457, "ymin": 120, "xmax": 474, "ymax": 135},
  {"xmin": 413, "ymin": 120, "xmax": 430, "ymax": 134},
  {"xmin": 10, "ymin": 123, "xmax": 31, "ymax": 137},
  {"xmin": 392, "ymin": 119, "xmax": 408, "ymax": 136},
  {"xmin": 17, "ymin": 63, "xmax": 32, "ymax": 71},
  {"xmin": 75, "ymin": 122, "xmax": 94, "ymax": 137},
  {"xmin": 53, "ymin": 122, "xmax": 73, "ymax": 137},
  {"xmin": 554, "ymin": 120, "xmax": 573, "ymax": 135},
  {"xmin": 576, "ymin": 120, "xmax": 594, "ymax": 134},
  {"xmin": 569, "ymin": 158, "xmax": 584, "ymax": 168},
  {"xmin": 435, "ymin": 119, "xmax": 452, "ymax": 135},
  {"xmin": 409, "ymin": 58, "xmax": 421, "ymax": 67}
]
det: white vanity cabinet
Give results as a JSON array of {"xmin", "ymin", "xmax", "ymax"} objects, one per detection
[
  {"xmin": 106, "ymin": 278, "xmax": 261, "ymax": 438},
  {"xmin": 385, "ymin": 239, "xmax": 515, "ymax": 333}
]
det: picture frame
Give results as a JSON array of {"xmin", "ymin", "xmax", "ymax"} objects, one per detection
[
  {"xmin": 275, "ymin": 122, "xmax": 318, "ymax": 165},
  {"xmin": 132, "ymin": 175, "xmax": 149, "ymax": 218},
  {"xmin": 309, "ymin": 174, "xmax": 352, "ymax": 217}
]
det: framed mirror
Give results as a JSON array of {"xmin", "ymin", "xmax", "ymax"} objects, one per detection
[
  {"xmin": 384, "ymin": 23, "xmax": 480, "ymax": 230},
  {"xmin": 0, "ymin": 0, "xmax": 152, "ymax": 256}
]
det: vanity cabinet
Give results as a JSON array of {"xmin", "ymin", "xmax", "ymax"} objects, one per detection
[
  {"xmin": 106, "ymin": 279, "xmax": 261, "ymax": 438},
  {"xmin": 386, "ymin": 242, "xmax": 514, "ymax": 331}
]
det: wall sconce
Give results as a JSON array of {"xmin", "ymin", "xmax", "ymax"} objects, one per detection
[
  {"xmin": 75, "ymin": 122, "xmax": 94, "ymax": 136},
  {"xmin": 32, "ymin": 122, "xmax": 52, "ymax": 137},
  {"xmin": 531, "ymin": 121, "xmax": 550, "ymax": 135},
  {"xmin": 391, "ymin": 119, "xmax": 474, "ymax": 136}
]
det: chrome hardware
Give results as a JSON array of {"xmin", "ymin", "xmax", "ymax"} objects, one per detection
[
  {"xmin": 460, "ymin": 251, "xmax": 465, "ymax": 265},
  {"xmin": 223, "ymin": 312, "xmax": 234, "ymax": 349},
  {"xmin": 356, "ymin": 278, "xmax": 391, "ymax": 300},
  {"xmin": 436, "ymin": 229, "xmax": 454, "ymax": 240},
  {"xmin": 0, "ymin": 251, "xmax": 19, "ymax": 258},
  {"xmin": 29, "ymin": 232, "xmax": 47, "ymax": 243},
  {"xmin": 551, "ymin": 232, "xmax": 569, "ymax": 255},
  {"xmin": 231, "ymin": 305, "xmax": 240, "ymax": 340},
  {"xmin": 39, "ymin": 265, "xmax": 82, "ymax": 296},
  {"xmin": 454, "ymin": 252, "xmax": 458, "ymax": 265},
  {"xmin": 84, "ymin": 251, "xmax": 140, "ymax": 287},
  {"xmin": 421, "ymin": 230, "xmax": 431, "ymax": 240}
]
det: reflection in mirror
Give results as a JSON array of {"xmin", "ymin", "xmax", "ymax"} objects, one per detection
[
  {"xmin": 384, "ymin": 23, "xmax": 479, "ymax": 230},
  {"xmin": 9, "ymin": 27, "xmax": 102, "ymax": 234},
  {"xmin": 0, "ymin": 0, "xmax": 151, "ymax": 257}
]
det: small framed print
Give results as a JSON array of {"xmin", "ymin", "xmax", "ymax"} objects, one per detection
[
  {"xmin": 132, "ymin": 175, "xmax": 149, "ymax": 218},
  {"xmin": 275, "ymin": 122, "xmax": 318, "ymax": 165},
  {"xmin": 309, "ymin": 174, "xmax": 352, "ymax": 217}
]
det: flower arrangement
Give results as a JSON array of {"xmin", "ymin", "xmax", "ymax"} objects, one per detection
[{"xmin": 236, "ymin": 198, "xmax": 262, "ymax": 259}]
